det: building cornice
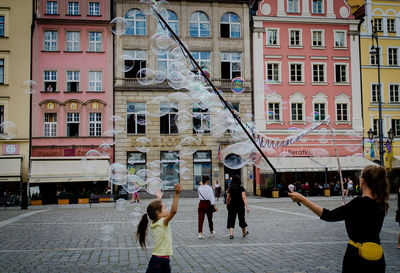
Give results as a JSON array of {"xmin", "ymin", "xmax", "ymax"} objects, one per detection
[
  {"xmin": 253, "ymin": 16, "xmax": 359, "ymax": 26},
  {"xmin": 36, "ymin": 18, "xmax": 110, "ymax": 25}
]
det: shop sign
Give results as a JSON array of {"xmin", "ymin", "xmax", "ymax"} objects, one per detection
[
  {"xmin": 278, "ymin": 148, "xmax": 310, "ymax": 157},
  {"xmin": 131, "ymin": 137, "xmax": 206, "ymax": 148}
]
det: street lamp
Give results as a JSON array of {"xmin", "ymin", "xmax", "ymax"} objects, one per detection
[
  {"xmin": 367, "ymin": 128, "xmax": 374, "ymax": 140},
  {"xmin": 371, "ymin": 20, "xmax": 384, "ymax": 166},
  {"xmin": 388, "ymin": 128, "xmax": 394, "ymax": 141}
]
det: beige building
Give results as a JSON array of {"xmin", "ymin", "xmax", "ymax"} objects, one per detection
[
  {"xmin": 0, "ymin": 0, "xmax": 32, "ymax": 194},
  {"xmin": 114, "ymin": 0, "xmax": 254, "ymax": 192}
]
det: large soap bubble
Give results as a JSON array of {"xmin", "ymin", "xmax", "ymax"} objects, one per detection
[
  {"xmin": 116, "ymin": 198, "xmax": 128, "ymax": 211},
  {"xmin": 146, "ymin": 177, "xmax": 162, "ymax": 195},
  {"xmin": 119, "ymin": 54, "xmax": 135, "ymax": 72},
  {"xmin": 22, "ymin": 80, "xmax": 38, "ymax": 94},
  {"xmin": 309, "ymin": 148, "xmax": 330, "ymax": 167},
  {"xmin": 231, "ymin": 77, "xmax": 246, "ymax": 94},
  {"xmin": 137, "ymin": 68, "xmax": 157, "ymax": 85},
  {"xmin": 135, "ymin": 137, "xmax": 152, "ymax": 153},
  {"xmin": 108, "ymin": 163, "xmax": 128, "ymax": 185},
  {"xmin": 0, "ymin": 121, "xmax": 17, "ymax": 140},
  {"xmin": 110, "ymin": 17, "xmax": 127, "ymax": 35}
]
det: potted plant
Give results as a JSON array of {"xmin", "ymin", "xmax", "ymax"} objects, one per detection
[
  {"xmin": 58, "ymin": 192, "xmax": 70, "ymax": 205},
  {"xmin": 78, "ymin": 192, "xmax": 90, "ymax": 204},
  {"xmin": 31, "ymin": 194, "xmax": 43, "ymax": 205}
]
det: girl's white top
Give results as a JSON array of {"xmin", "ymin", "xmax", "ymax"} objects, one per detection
[{"xmin": 198, "ymin": 185, "xmax": 215, "ymax": 205}]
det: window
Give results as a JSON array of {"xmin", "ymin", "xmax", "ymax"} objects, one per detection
[
  {"xmin": 193, "ymin": 151, "xmax": 211, "ymax": 188},
  {"xmin": 312, "ymin": 0, "xmax": 323, "ymax": 14},
  {"xmin": 125, "ymin": 9, "xmax": 146, "ymax": 36},
  {"xmin": 373, "ymin": 18, "xmax": 382, "ymax": 32},
  {"xmin": 220, "ymin": 12, "xmax": 241, "ymax": 38},
  {"xmin": 88, "ymin": 2, "xmax": 100, "ymax": 16},
  {"xmin": 389, "ymin": 84, "xmax": 399, "ymax": 103},
  {"xmin": 290, "ymin": 63, "xmax": 303, "ymax": 83},
  {"xmin": 0, "ymin": 16, "xmax": 3, "ymax": 37},
  {"xmin": 392, "ymin": 119, "xmax": 400, "ymax": 136},
  {"xmin": 66, "ymin": 113, "xmax": 79, "ymax": 137},
  {"xmin": 388, "ymin": 19, "xmax": 396, "ymax": 33},
  {"xmin": 287, "ymin": 0, "xmax": 299, "ymax": 13},
  {"xmin": 161, "ymin": 151, "xmax": 179, "ymax": 188},
  {"xmin": 66, "ymin": 71, "xmax": 80, "ymax": 92},
  {"xmin": 124, "ymin": 50, "xmax": 146, "ymax": 78},
  {"xmin": 193, "ymin": 104, "xmax": 210, "ymax": 134},
  {"xmin": 312, "ymin": 64, "xmax": 325, "ymax": 83},
  {"xmin": 46, "ymin": 1, "xmax": 58, "ymax": 14},
  {"xmin": 89, "ymin": 112, "xmax": 101, "ymax": 136},
  {"xmin": 312, "ymin": 30, "xmax": 323, "ymax": 47},
  {"xmin": 0, "ymin": 105, "xmax": 3, "ymax": 133},
  {"xmin": 373, "ymin": 119, "xmax": 379, "ymax": 136},
  {"xmin": 314, "ymin": 103, "xmax": 326, "ymax": 121},
  {"xmin": 157, "ymin": 10, "xmax": 178, "ymax": 35},
  {"xmin": 371, "ymin": 84, "xmax": 380, "ymax": 103},
  {"xmin": 127, "ymin": 102, "xmax": 146, "ymax": 134},
  {"xmin": 266, "ymin": 29, "xmax": 279, "ymax": 46},
  {"xmin": 191, "ymin": 52, "xmax": 211, "ymax": 72},
  {"xmin": 44, "ymin": 31, "xmax": 57, "ymax": 51},
  {"xmin": 158, "ymin": 52, "xmax": 177, "ymax": 76},
  {"xmin": 221, "ymin": 52, "xmax": 241, "ymax": 79},
  {"xmin": 291, "ymin": 103, "xmax": 303, "ymax": 121},
  {"xmin": 127, "ymin": 152, "xmax": 146, "ymax": 175},
  {"xmin": 44, "ymin": 70, "xmax": 57, "ymax": 91},
  {"xmin": 44, "ymin": 113, "xmax": 57, "ymax": 137},
  {"xmin": 189, "ymin": 11, "xmax": 210, "ymax": 37},
  {"xmin": 334, "ymin": 31, "xmax": 346, "ymax": 48},
  {"xmin": 160, "ymin": 103, "xmax": 178, "ymax": 134},
  {"xmin": 268, "ymin": 103, "xmax": 280, "ymax": 121},
  {"xmin": 89, "ymin": 71, "xmax": 102, "ymax": 91},
  {"xmin": 289, "ymin": 30, "xmax": 301, "ymax": 46},
  {"xmin": 88, "ymin": 32, "xmax": 102, "ymax": 52},
  {"xmin": 388, "ymin": 48, "xmax": 398, "ymax": 66},
  {"xmin": 66, "ymin": 31, "xmax": 80, "ymax": 51},
  {"xmin": 0, "ymin": 59, "xmax": 3, "ymax": 84},
  {"xmin": 266, "ymin": 63, "xmax": 280, "ymax": 82},
  {"xmin": 336, "ymin": 103, "xmax": 348, "ymax": 121},
  {"xmin": 67, "ymin": 2, "xmax": 79, "ymax": 15},
  {"xmin": 335, "ymin": 64, "xmax": 347, "ymax": 83},
  {"xmin": 370, "ymin": 46, "xmax": 380, "ymax": 65}
]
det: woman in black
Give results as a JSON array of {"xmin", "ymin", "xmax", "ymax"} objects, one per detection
[
  {"xmin": 289, "ymin": 165, "xmax": 389, "ymax": 273},
  {"xmin": 396, "ymin": 184, "xmax": 400, "ymax": 249},
  {"xmin": 226, "ymin": 175, "xmax": 249, "ymax": 239}
]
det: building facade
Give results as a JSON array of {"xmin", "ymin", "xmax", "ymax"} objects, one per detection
[
  {"xmin": 357, "ymin": 0, "xmax": 400, "ymax": 170},
  {"xmin": 252, "ymin": 0, "xmax": 367, "ymax": 193},
  {"xmin": 0, "ymin": 0, "xmax": 32, "ymax": 194},
  {"xmin": 30, "ymin": 0, "xmax": 113, "ymax": 203},
  {"xmin": 114, "ymin": 0, "xmax": 255, "ymax": 192}
]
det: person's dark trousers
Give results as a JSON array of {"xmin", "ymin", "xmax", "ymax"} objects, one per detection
[
  {"xmin": 198, "ymin": 200, "xmax": 213, "ymax": 233},
  {"xmin": 227, "ymin": 206, "xmax": 247, "ymax": 229},
  {"xmin": 146, "ymin": 256, "xmax": 171, "ymax": 273}
]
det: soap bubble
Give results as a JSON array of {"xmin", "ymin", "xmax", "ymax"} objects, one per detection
[
  {"xmin": 135, "ymin": 137, "xmax": 152, "ymax": 153},
  {"xmin": 147, "ymin": 160, "xmax": 162, "ymax": 175},
  {"xmin": 108, "ymin": 163, "xmax": 128, "ymax": 185},
  {"xmin": 119, "ymin": 54, "xmax": 135, "ymax": 72},
  {"xmin": 155, "ymin": 70, "xmax": 167, "ymax": 84},
  {"xmin": 108, "ymin": 115, "xmax": 125, "ymax": 132},
  {"xmin": 137, "ymin": 68, "xmax": 157, "ymax": 85},
  {"xmin": 150, "ymin": 96, "xmax": 171, "ymax": 117},
  {"xmin": 98, "ymin": 143, "xmax": 112, "ymax": 155},
  {"xmin": 130, "ymin": 211, "xmax": 141, "ymax": 218},
  {"xmin": 277, "ymin": 151, "xmax": 293, "ymax": 166},
  {"xmin": 116, "ymin": 198, "xmax": 128, "ymax": 211},
  {"xmin": 343, "ymin": 130, "xmax": 363, "ymax": 153},
  {"xmin": 146, "ymin": 177, "xmax": 162, "ymax": 195},
  {"xmin": 22, "ymin": 80, "xmax": 38, "ymax": 94},
  {"xmin": 318, "ymin": 128, "xmax": 330, "ymax": 144},
  {"xmin": 0, "ymin": 121, "xmax": 17, "ymax": 140},
  {"xmin": 110, "ymin": 17, "xmax": 127, "ymax": 35},
  {"xmin": 309, "ymin": 148, "xmax": 330, "ymax": 167},
  {"xmin": 122, "ymin": 175, "xmax": 142, "ymax": 193},
  {"xmin": 136, "ymin": 111, "xmax": 148, "ymax": 126},
  {"xmin": 231, "ymin": 77, "xmax": 246, "ymax": 94}
]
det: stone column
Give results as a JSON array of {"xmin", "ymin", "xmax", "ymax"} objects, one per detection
[
  {"xmin": 277, "ymin": 0, "xmax": 286, "ymax": 17},
  {"xmin": 326, "ymin": 0, "xmax": 335, "ymax": 18},
  {"xmin": 302, "ymin": 0, "xmax": 310, "ymax": 17},
  {"xmin": 253, "ymin": 23, "xmax": 266, "ymax": 131}
]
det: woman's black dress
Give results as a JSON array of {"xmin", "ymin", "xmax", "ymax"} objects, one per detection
[{"xmin": 320, "ymin": 196, "xmax": 386, "ymax": 273}]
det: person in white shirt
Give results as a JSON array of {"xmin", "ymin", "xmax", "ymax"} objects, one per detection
[
  {"xmin": 347, "ymin": 177, "xmax": 354, "ymax": 197},
  {"xmin": 197, "ymin": 176, "xmax": 218, "ymax": 239}
]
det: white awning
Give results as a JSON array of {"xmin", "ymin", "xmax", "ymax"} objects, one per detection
[
  {"xmin": 391, "ymin": 156, "xmax": 400, "ymax": 169},
  {"xmin": 261, "ymin": 157, "xmax": 378, "ymax": 173},
  {"xmin": 29, "ymin": 157, "xmax": 110, "ymax": 183},
  {"xmin": 0, "ymin": 156, "xmax": 22, "ymax": 182}
]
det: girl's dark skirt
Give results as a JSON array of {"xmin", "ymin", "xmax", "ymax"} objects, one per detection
[{"xmin": 342, "ymin": 244, "xmax": 385, "ymax": 273}]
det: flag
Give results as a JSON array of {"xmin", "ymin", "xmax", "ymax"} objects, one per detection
[{"xmin": 218, "ymin": 145, "xmax": 221, "ymax": 161}]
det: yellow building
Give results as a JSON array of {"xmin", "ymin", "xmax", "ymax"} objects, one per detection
[
  {"xmin": 0, "ymin": 0, "xmax": 32, "ymax": 195},
  {"xmin": 355, "ymin": 0, "xmax": 400, "ymax": 170}
]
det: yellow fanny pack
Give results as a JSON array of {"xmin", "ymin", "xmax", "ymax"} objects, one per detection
[{"xmin": 349, "ymin": 240, "xmax": 383, "ymax": 261}]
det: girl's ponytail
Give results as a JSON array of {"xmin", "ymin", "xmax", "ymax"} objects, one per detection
[{"xmin": 136, "ymin": 213, "xmax": 149, "ymax": 249}]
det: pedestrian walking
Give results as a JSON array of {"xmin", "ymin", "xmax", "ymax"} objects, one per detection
[
  {"xmin": 130, "ymin": 184, "xmax": 140, "ymax": 203},
  {"xmin": 197, "ymin": 176, "xmax": 217, "ymax": 239},
  {"xmin": 347, "ymin": 177, "xmax": 354, "ymax": 197},
  {"xmin": 136, "ymin": 183, "xmax": 183, "ymax": 273},
  {"xmin": 289, "ymin": 165, "xmax": 389, "ymax": 273},
  {"xmin": 213, "ymin": 181, "xmax": 222, "ymax": 201},
  {"xmin": 226, "ymin": 175, "xmax": 250, "ymax": 239}
]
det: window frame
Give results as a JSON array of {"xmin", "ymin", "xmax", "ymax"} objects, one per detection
[
  {"xmin": 46, "ymin": 1, "xmax": 58, "ymax": 15},
  {"xmin": 311, "ymin": 29, "xmax": 324, "ymax": 48},
  {"xmin": 287, "ymin": 0, "xmax": 300, "ymax": 13},
  {"xmin": 160, "ymin": 151, "xmax": 180, "ymax": 188},
  {"xmin": 0, "ymin": 59, "xmax": 4, "ymax": 84},
  {"xmin": 66, "ymin": 70, "xmax": 80, "ymax": 92},
  {"xmin": 89, "ymin": 112, "xmax": 102, "ymax": 136},
  {"xmin": 44, "ymin": 113, "xmax": 57, "ymax": 137},
  {"xmin": 189, "ymin": 11, "xmax": 210, "ymax": 38},
  {"xmin": 336, "ymin": 103, "xmax": 349, "ymax": 122},
  {"xmin": 126, "ymin": 102, "xmax": 146, "ymax": 135},
  {"xmin": 193, "ymin": 151, "xmax": 212, "ymax": 189},
  {"xmin": 0, "ymin": 105, "xmax": 4, "ymax": 133},
  {"xmin": 373, "ymin": 18, "xmax": 383, "ymax": 32},
  {"xmin": 266, "ymin": 28, "xmax": 280, "ymax": 47},
  {"xmin": 192, "ymin": 104, "xmax": 211, "ymax": 134},
  {"xmin": 312, "ymin": 0, "xmax": 324, "ymax": 14},
  {"xmin": 265, "ymin": 61, "xmax": 281, "ymax": 83},
  {"xmin": 88, "ymin": 31, "xmax": 102, "ymax": 52},
  {"xmin": 157, "ymin": 10, "xmax": 178, "ymax": 35},
  {"xmin": 289, "ymin": 62, "xmax": 304, "ymax": 84},
  {"xmin": 88, "ymin": 2, "xmax": 100, "ymax": 16},
  {"xmin": 288, "ymin": 29, "xmax": 302, "ymax": 47},
  {"xmin": 311, "ymin": 63, "xmax": 326, "ymax": 84},
  {"xmin": 125, "ymin": 9, "xmax": 146, "ymax": 36},
  {"xmin": 127, "ymin": 152, "xmax": 146, "ymax": 175},
  {"xmin": 221, "ymin": 52, "xmax": 242, "ymax": 79},
  {"xmin": 191, "ymin": 51, "xmax": 211, "ymax": 73},
  {"xmin": 0, "ymin": 16, "xmax": 4, "ymax": 37},
  {"xmin": 88, "ymin": 71, "xmax": 102, "ymax": 92},
  {"xmin": 66, "ymin": 112, "xmax": 80, "ymax": 137},
  {"xmin": 387, "ymin": 18, "xmax": 396, "ymax": 33},
  {"xmin": 334, "ymin": 63, "xmax": 348, "ymax": 84},
  {"xmin": 291, "ymin": 103, "xmax": 304, "ymax": 122},
  {"xmin": 334, "ymin": 30, "xmax": 347, "ymax": 48},
  {"xmin": 389, "ymin": 83, "xmax": 399, "ymax": 103},
  {"xmin": 65, "ymin": 31, "xmax": 81, "ymax": 52},
  {"xmin": 44, "ymin": 30, "xmax": 58, "ymax": 51},
  {"xmin": 67, "ymin": 1, "xmax": 80, "ymax": 15},
  {"xmin": 370, "ymin": 83, "xmax": 382, "ymax": 103},
  {"xmin": 160, "ymin": 103, "xmax": 178, "ymax": 135},
  {"xmin": 124, "ymin": 50, "xmax": 147, "ymax": 78},
  {"xmin": 369, "ymin": 45, "xmax": 381, "ymax": 66},
  {"xmin": 220, "ymin": 12, "xmax": 241, "ymax": 39},
  {"xmin": 392, "ymin": 119, "xmax": 400, "ymax": 136},
  {"xmin": 44, "ymin": 70, "xmax": 57, "ymax": 92},
  {"xmin": 388, "ymin": 47, "xmax": 399, "ymax": 66},
  {"xmin": 313, "ymin": 103, "xmax": 326, "ymax": 121},
  {"xmin": 267, "ymin": 102, "xmax": 281, "ymax": 122}
]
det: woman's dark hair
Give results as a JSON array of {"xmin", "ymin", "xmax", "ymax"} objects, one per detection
[
  {"xmin": 361, "ymin": 165, "xmax": 389, "ymax": 213},
  {"xmin": 202, "ymin": 176, "xmax": 210, "ymax": 184},
  {"xmin": 136, "ymin": 199, "xmax": 163, "ymax": 249},
  {"xmin": 231, "ymin": 175, "xmax": 241, "ymax": 188}
]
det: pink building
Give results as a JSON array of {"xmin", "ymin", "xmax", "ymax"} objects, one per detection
[
  {"xmin": 30, "ymin": 0, "xmax": 113, "ymax": 202},
  {"xmin": 252, "ymin": 0, "xmax": 368, "ymax": 193}
]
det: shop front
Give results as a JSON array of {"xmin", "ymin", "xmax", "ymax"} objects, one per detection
[{"xmin": 0, "ymin": 155, "xmax": 23, "ymax": 195}]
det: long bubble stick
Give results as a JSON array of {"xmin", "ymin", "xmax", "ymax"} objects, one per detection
[{"xmin": 328, "ymin": 120, "xmax": 345, "ymax": 205}]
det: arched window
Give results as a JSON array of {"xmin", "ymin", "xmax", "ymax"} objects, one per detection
[
  {"xmin": 157, "ymin": 10, "xmax": 178, "ymax": 35},
  {"xmin": 220, "ymin": 12, "xmax": 241, "ymax": 38},
  {"xmin": 125, "ymin": 9, "xmax": 146, "ymax": 36},
  {"xmin": 189, "ymin": 11, "xmax": 210, "ymax": 37}
]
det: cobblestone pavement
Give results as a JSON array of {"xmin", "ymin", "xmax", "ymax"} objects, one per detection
[{"xmin": 0, "ymin": 196, "xmax": 399, "ymax": 273}]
